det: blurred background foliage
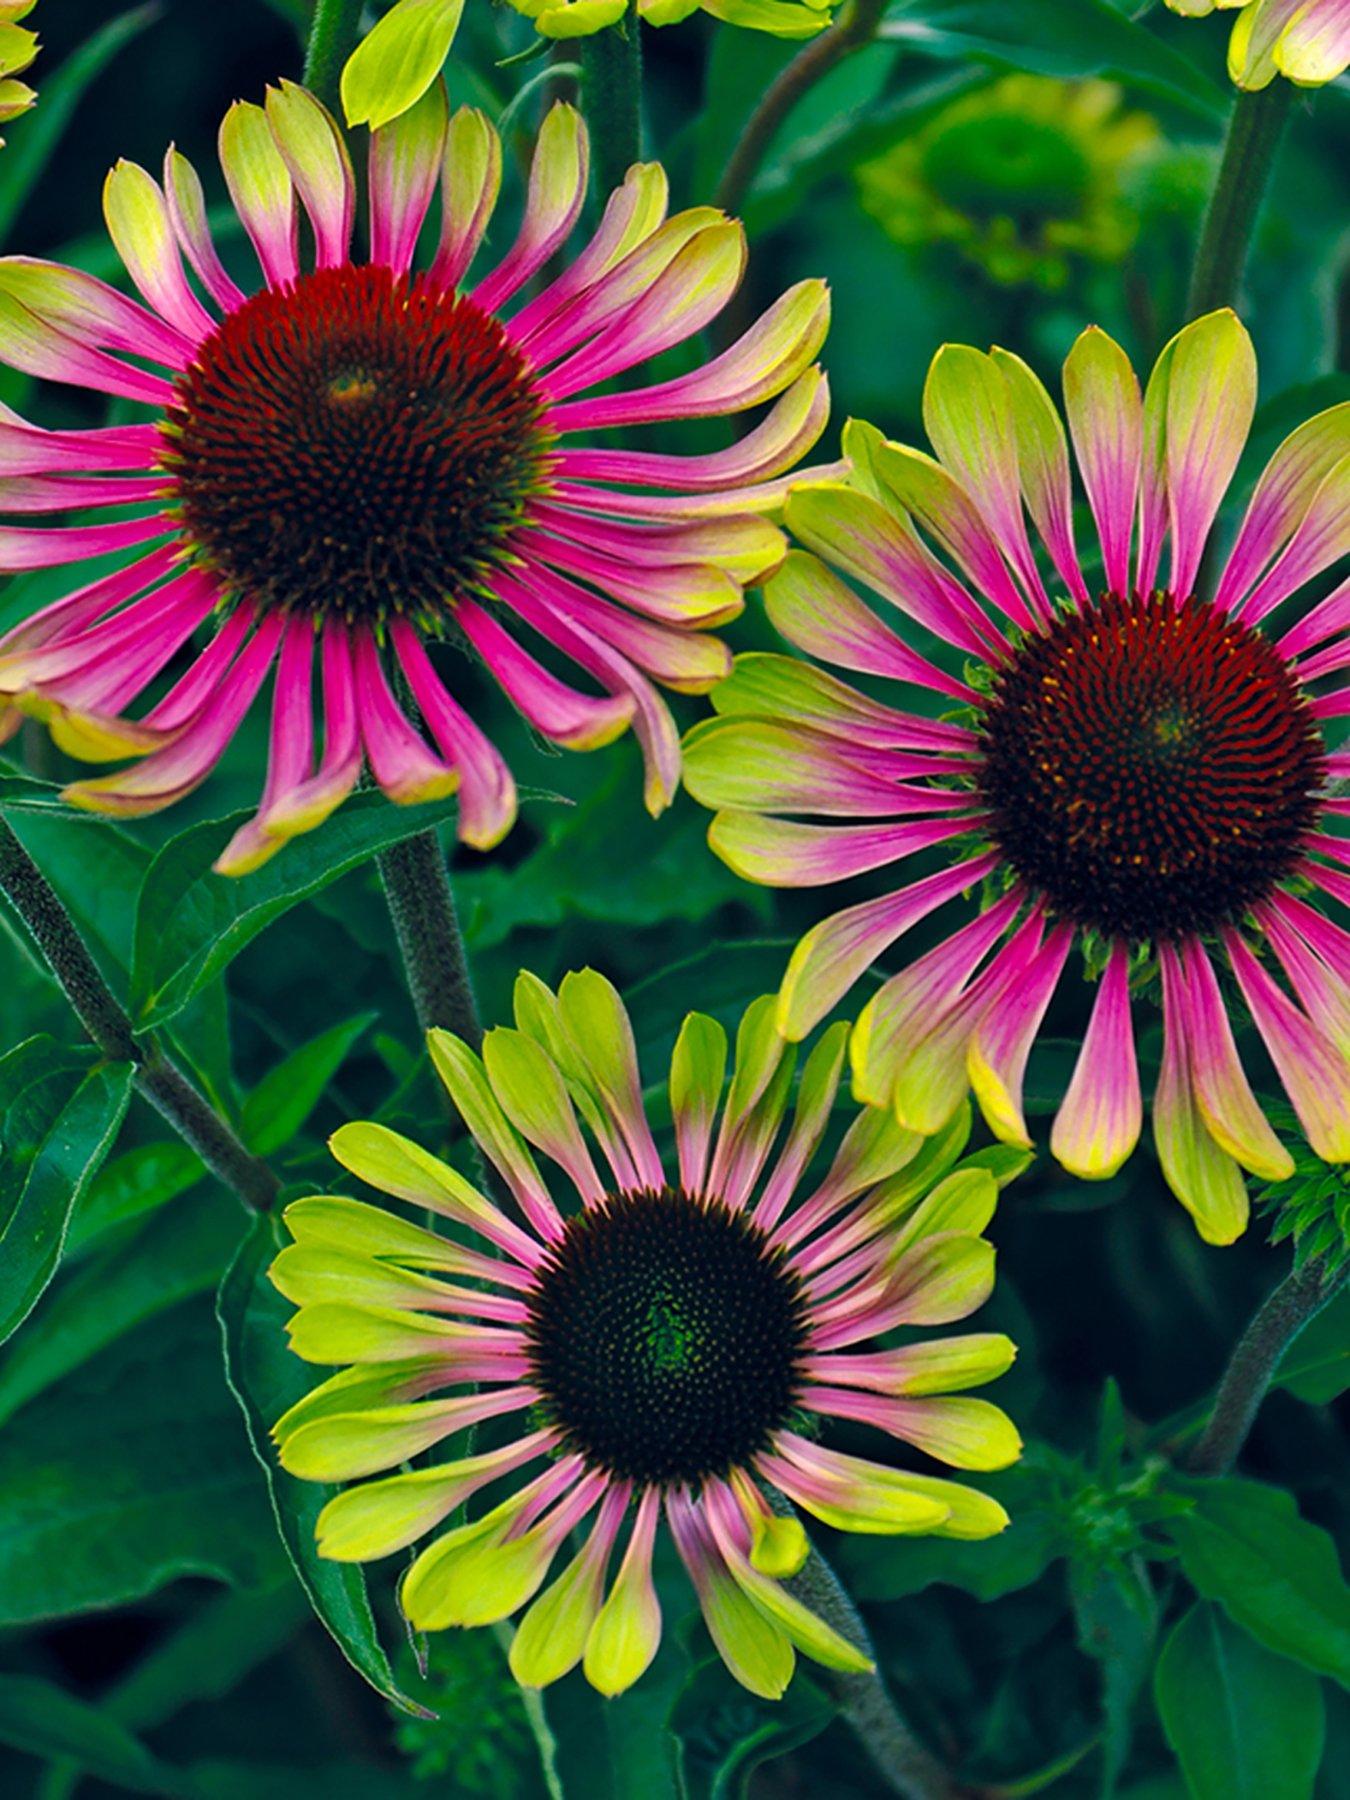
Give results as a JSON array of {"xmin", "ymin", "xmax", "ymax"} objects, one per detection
[{"xmin": 0, "ymin": 2, "xmax": 1346, "ymax": 1797}]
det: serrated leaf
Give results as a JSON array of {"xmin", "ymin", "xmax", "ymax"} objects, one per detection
[
  {"xmin": 0, "ymin": 1189, "xmax": 239, "ymax": 1427},
  {"xmin": 216, "ymin": 1214, "xmax": 434, "ymax": 1718},
  {"xmin": 0, "ymin": 1035, "xmax": 133, "ymax": 1345},
  {"xmin": 130, "ymin": 794, "xmax": 461, "ymax": 1029},
  {"xmin": 0, "ymin": 1296, "xmax": 283, "ymax": 1625}
]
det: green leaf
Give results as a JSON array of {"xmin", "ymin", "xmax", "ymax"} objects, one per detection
[
  {"xmin": 455, "ymin": 771, "xmax": 768, "ymax": 955},
  {"xmin": 1162, "ymin": 1477, "xmax": 1350, "ymax": 1688},
  {"xmin": 1275, "ymin": 1289, "xmax": 1350, "ymax": 1405},
  {"xmin": 130, "ymin": 793, "xmax": 460, "ymax": 1030},
  {"xmin": 0, "ymin": 5, "xmax": 161, "ymax": 245},
  {"xmin": 241, "ymin": 1013, "xmax": 377, "ymax": 1156},
  {"xmin": 671, "ymin": 1661, "xmax": 834, "ymax": 1800},
  {"xmin": 1154, "ymin": 1604, "xmax": 1325, "ymax": 1800},
  {"xmin": 0, "ymin": 1296, "xmax": 283, "ymax": 1625},
  {"xmin": 217, "ymin": 1214, "xmax": 434, "ymax": 1717},
  {"xmin": 883, "ymin": 0, "xmax": 1227, "ymax": 118},
  {"xmin": 1070, "ymin": 1555, "xmax": 1157, "ymax": 1798},
  {"xmin": 0, "ymin": 1675, "xmax": 184, "ymax": 1799},
  {"xmin": 0, "ymin": 1035, "xmax": 133, "ymax": 1345},
  {"xmin": 64, "ymin": 1139, "xmax": 204, "ymax": 1258},
  {"xmin": 0, "ymin": 1189, "xmax": 239, "ymax": 1427}
]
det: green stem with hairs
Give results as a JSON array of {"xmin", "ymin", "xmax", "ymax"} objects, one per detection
[
  {"xmin": 769, "ymin": 1493, "xmax": 963, "ymax": 1799},
  {"xmin": 580, "ymin": 21, "xmax": 643, "ymax": 202},
  {"xmin": 303, "ymin": 0, "xmax": 366, "ymax": 115},
  {"xmin": 715, "ymin": 0, "xmax": 886, "ymax": 217},
  {"xmin": 376, "ymin": 829, "xmax": 483, "ymax": 1047},
  {"xmin": 1187, "ymin": 81, "xmax": 1292, "ymax": 316},
  {"xmin": 0, "ymin": 818, "xmax": 280, "ymax": 1214},
  {"xmin": 1185, "ymin": 1257, "xmax": 1347, "ymax": 1476}
]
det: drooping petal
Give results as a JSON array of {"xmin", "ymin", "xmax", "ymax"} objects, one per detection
[{"xmin": 1050, "ymin": 943, "xmax": 1142, "ymax": 1181}]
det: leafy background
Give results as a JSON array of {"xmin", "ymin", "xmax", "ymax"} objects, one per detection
[{"xmin": 0, "ymin": 1, "xmax": 1347, "ymax": 1796}]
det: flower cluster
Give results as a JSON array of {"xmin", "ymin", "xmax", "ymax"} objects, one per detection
[
  {"xmin": 685, "ymin": 311, "xmax": 1350, "ymax": 1245},
  {"xmin": 856, "ymin": 76, "xmax": 1157, "ymax": 292},
  {"xmin": 270, "ymin": 973, "xmax": 1020, "ymax": 1697},
  {"xmin": 0, "ymin": 88, "xmax": 829, "ymax": 872}
]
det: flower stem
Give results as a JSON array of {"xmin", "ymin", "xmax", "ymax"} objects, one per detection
[
  {"xmin": 376, "ymin": 829, "xmax": 483, "ymax": 1045},
  {"xmin": 303, "ymin": 0, "xmax": 365, "ymax": 115},
  {"xmin": 1186, "ymin": 81, "xmax": 1292, "ymax": 317},
  {"xmin": 580, "ymin": 21, "xmax": 643, "ymax": 202},
  {"xmin": 715, "ymin": 0, "xmax": 886, "ymax": 217},
  {"xmin": 0, "ymin": 818, "xmax": 279, "ymax": 1213},
  {"xmin": 1185, "ymin": 1257, "xmax": 1347, "ymax": 1476},
  {"xmin": 770, "ymin": 1496, "xmax": 962, "ymax": 1799}
]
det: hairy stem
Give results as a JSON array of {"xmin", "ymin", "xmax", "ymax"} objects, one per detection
[
  {"xmin": 715, "ymin": 0, "xmax": 886, "ymax": 217},
  {"xmin": 0, "ymin": 819, "xmax": 279, "ymax": 1213},
  {"xmin": 1186, "ymin": 1257, "xmax": 1346, "ymax": 1476},
  {"xmin": 770, "ymin": 1495, "xmax": 963, "ymax": 1799},
  {"xmin": 1187, "ymin": 81, "xmax": 1292, "ymax": 316},
  {"xmin": 376, "ymin": 829, "xmax": 482, "ymax": 1045},
  {"xmin": 580, "ymin": 21, "xmax": 643, "ymax": 202},
  {"xmin": 303, "ymin": 0, "xmax": 365, "ymax": 114}
]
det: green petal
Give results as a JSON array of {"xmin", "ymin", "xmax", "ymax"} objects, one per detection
[
  {"xmin": 670, "ymin": 1011, "xmax": 729, "ymax": 1151},
  {"xmin": 888, "ymin": 1233, "xmax": 997, "ymax": 1327},
  {"xmin": 285, "ymin": 1301, "xmax": 463, "ymax": 1364},
  {"xmin": 888, "ymin": 1168, "xmax": 998, "ymax": 1257},
  {"xmin": 883, "ymin": 1332, "xmax": 1018, "ymax": 1396},
  {"xmin": 699, "ymin": 1568, "xmax": 796, "ymax": 1699},
  {"xmin": 315, "ymin": 1465, "xmax": 478, "ymax": 1561},
  {"xmin": 509, "ymin": 1545, "xmax": 607, "ymax": 1687},
  {"xmin": 892, "ymin": 1397, "xmax": 1023, "ymax": 1472},
  {"xmin": 273, "ymin": 1360, "xmax": 439, "ymax": 1443},
  {"xmin": 282, "ymin": 1195, "xmax": 471, "ymax": 1270}
]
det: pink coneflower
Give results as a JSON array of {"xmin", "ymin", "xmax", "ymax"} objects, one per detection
[
  {"xmin": 684, "ymin": 310, "xmax": 1350, "ymax": 1244},
  {"xmin": 270, "ymin": 972, "xmax": 1019, "ymax": 1698},
  {"xmin": 0, "ymin": 85, "xmax": 830, "ymax": 871}
]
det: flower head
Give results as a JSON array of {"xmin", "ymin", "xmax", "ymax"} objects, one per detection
[
  {"xmin": 0, "ymin": 87, "xmax": 831, "ymax": 872},
  {"xmin": 1165, "ymin": 0, "xmax": 1350, "ymax": 89},
  {"xmin": 270, "ymin": 971, "xmax": 1020, "ymax": 1699},
  {"xmin": 684, "ymin": 311, "xmax": 1350, "ymax": 1244},
  {"xmin": 0, "ymin": 1, "xmax": 37, "ymax": 145},
  {"xmin": 856, "ymin": 76, "xmax": 1157, "ymax": 293}
]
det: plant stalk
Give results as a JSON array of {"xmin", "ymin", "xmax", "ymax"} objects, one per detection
[
  {"xmin": 715, "ymin": 0, "xmax": 886, "ymax": 217},
  {"xmin": 1185, "ymin": 1257, "xmax": 1346, "ymax": 1476},
  {"xmin": 1186, "ymin": 81, "xmax": 1292, "ymax": 316},
  {"xmin": 303, "ymin": 0, "xmax": 366, "ymax": 115},
  {"xmin": 376, "ymin": 828, "xmax": 483, "ymax": 1045},
  {"xmin": 580, "ymin": 21, "xmax": 643, "ymax": 202},
  {"xmin": 771, "ymin": 1494, "xmax": 963, "ymax": 1799},
  {"xmin": 0, "ymin": 819, "xmax": 279, "ymax": 1213}
]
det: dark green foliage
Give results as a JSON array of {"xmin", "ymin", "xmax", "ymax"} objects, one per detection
[{"xmin": 0, "ymin": 2, "xmax": 1345, "ymax": 1797}]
